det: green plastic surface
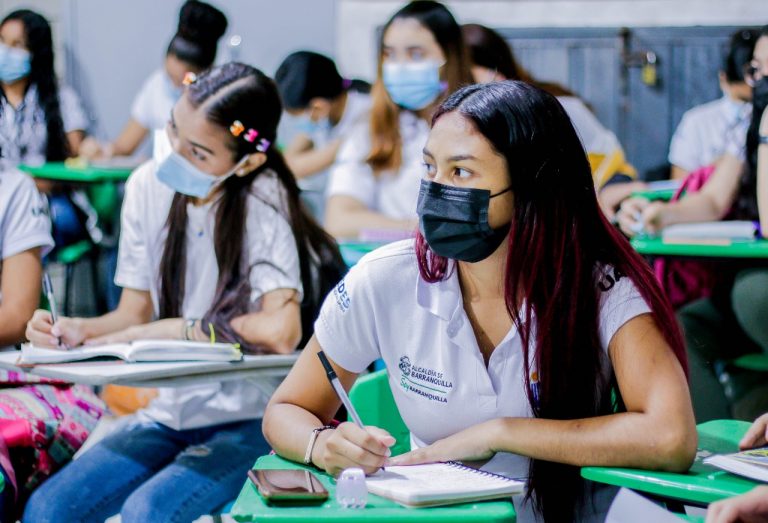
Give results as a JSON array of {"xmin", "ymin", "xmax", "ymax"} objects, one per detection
[
  {"xmin": 55, "ymin": 239, "xmax": 93, "ymax": 265},
  {"xmin": 732, "ymin": 353, "xmax": 768, "ymax": 372},
  {"xmin": 581, "ymin": 420, "xmax": 760, "ymax": 505},
  {"xmin": 20, "ymin": 162, "xmax": 132, "ymax": 182},
  {"xmin": 631, "ymin": 237, "xmax": 768, "ymax": 258},
  {"xmin": 338, "ymin": 241, "xmax": 385, "ymax": 267},
  {"xmin": 348, "ymin": 370, "xmax": 411, "ymax": 457},
  {"xmin": 230, "ymin": 454, "xmax": 517, "ymax": 522},
  {"xmin": 631, "ymin": 188, "xmax": 677, "ymax": 201}
]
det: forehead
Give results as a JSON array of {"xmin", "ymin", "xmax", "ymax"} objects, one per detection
[
  {"xmin": 173, "ymin": 94, "xmax": 232, "ymax": 148},
  {"xmin": 383, "ymin": 17, "xmax": 438, "ymax": 49},
  {"xmin": 426, "ymin": 111, "xmax": 495, "ymax": 155},
  {"xmin": 0, "ymin": 20, "xmax": 25, "ymax": 40},
  {"xmin": 754, "ymin": 36, "xmax": 768, "ymax": 62}
]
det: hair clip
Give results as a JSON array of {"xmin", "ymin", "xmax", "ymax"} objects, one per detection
[
  {"xmin": 256, "ymin": 138, "xmax": 271, "ymax": 153},
  {"xmin": 182, "ymin": 72, "xmax": 198, "ymax": 86},
  {"xmin": 342, "ymin": 78, "xmax": 352, "ymax": 89},
  {"xmin": 230, "ymin": 120, "xmax": 245, "ymax": 137},
  {"xmin": 244, "ymin": 129, "xmax": 259, "ymax": 143}
]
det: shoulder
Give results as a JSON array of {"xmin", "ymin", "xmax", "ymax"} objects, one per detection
[
  {"xmin": 0, "ymin": 169, "xmax": 39, "ymax": 208},
  {"xmin": 348, "ymin": 240, "xmax": 419, "ymax": 285},
  {"xmin": 680, "ymin": 97, "xmax": 725, "ymax": 123},
  {"xmin": 246, "ymin": 169, "xmax": 290, "ymax": 216},
  {"xmin": 57, "ymin": 84, "xmax": 82, "ymax": 104}
]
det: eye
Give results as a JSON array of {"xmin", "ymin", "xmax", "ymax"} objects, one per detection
[
  {"xmin": 422, "ymin": 161, "xmax": 437, "ymax": 178},
  {"xmin": 191, "ymin": 147, "xmax": 207, "ymax": 161},
  {"xmin": 409, "ymin": 49, "xmax": 425, "ymax": 61},
  {"xmin": 453, "ymin": 167, "xmax": 472, "ymax": 179}
]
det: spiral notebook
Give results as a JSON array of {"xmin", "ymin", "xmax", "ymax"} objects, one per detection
[{"xmin": 365, "ymin": 462, "xmax": 524, "ymax": 508}]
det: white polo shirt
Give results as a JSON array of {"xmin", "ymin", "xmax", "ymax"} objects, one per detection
[
  {"xmin": 115, "ymin": 161, "xmax": 302, "ymax": 430},
  {"xmin": 130, "ymin": 69, "xmax": 181, "ymax": 133},
  {"xmin": 315, "ymin": 240, "xmax": 650, "ymax": 520},
  {"xmin": 669, "ymin": 96, "xmax": 751, "ymax": 172},
  {"xmin": 326, "ymin": 110, "xmax": 429, "ymax": 221}
]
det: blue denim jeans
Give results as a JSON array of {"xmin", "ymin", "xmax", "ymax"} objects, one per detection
[{"xmin": 23, "ymin": 418, "xmax": 270, "ymax": 523}]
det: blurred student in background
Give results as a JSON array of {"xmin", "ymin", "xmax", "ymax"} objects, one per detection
[{"xmin": 275, "ymin": 51, "xmax": 371, "ymax": 220}]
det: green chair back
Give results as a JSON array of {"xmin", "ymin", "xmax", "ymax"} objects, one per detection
[{"xmin": 349, "ymin": 369, "xmax": 411, "ymax": 456}]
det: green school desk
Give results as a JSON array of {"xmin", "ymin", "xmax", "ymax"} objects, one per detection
[
  {"xmin": 581, "ymin": 420, "xmax": 760, "ymax": 507},
  {"xmin": 631, "ymin": 237, "xmax": 768, "ymax": 258},
  {"xmin": 631, "ymin": 188, "xmax": 677, "ymax": 202},
  {"xmin": 338, "ymin": 241, "xmax": 385, "ymax": 267},
  {"xmin": 20, "ymin": 162, "xmax": 133, "ymax": 183},
  {"xmin": 230, "ymin": 454, "xmax": 517, "ymax": 522}
]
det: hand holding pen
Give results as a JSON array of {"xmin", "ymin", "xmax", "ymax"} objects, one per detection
[{"xmin": 38, "ymin": 274, "xmax": 70, "ymax": 349}]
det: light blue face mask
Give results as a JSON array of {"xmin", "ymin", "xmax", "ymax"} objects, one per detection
[
  {"xmin": 382, "ymin": 60, "xmax": 445, "ymax": 111},
  {"xmin": 154, "ymin": 130, "xmax": 247, "ymax": 198},
  {"xmin": 0, "ymin": 43, "xmax": 31, "ymax": 83},
  {"xmin": 296, "ymin": 115, "xmax": 331, "ymax": 137},
  {"xmin": 162, "ymin": 71, "xmax": 183, "ymax": 102}
]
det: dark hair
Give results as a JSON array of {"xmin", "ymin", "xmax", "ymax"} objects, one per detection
[
  {"xmin": 723, "ymin": 28, "xmax": 759, "ymax": 83},
  {"xmin": 415, "ymin": 81, "xmax": 687, "ymax": 521},
  {"xmin": 1, "ymin": 10, "xmax": 69, "ymax": 161},
  {"xmin": 159, "ymin": 63, "xmax": 346, "ymax": 351},
  {"xmin": 735, "ymin": 26, "xmax": 768, "ymax": 221},
  {"xmin": 166, "ymin": 0, "xmax": 228, "ymax": 70},
  {"xmin": 367, "ymin": 0, "xmax": 473, "ymax": 172},
  {"xmin": 461, "ymin": 23, "xmax": 522, "ymax": 80},
  {"xmin": 275, "ymin": 51, "xmax": 346, "ymax": 110}
]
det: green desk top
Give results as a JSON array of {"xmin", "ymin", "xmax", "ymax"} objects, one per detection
[
  {"xmin": 20, "ymin": 162, "xmax": 133, "ymax": 182},
  {"xmin": 338, "ymin": 241, "xmax": 386, "ymax": 267},
  {"xmin": 581, "ymin": 420, "xmax": 760, "ymax": 505},
  {"xmin": 631, "ymin": 188, "xmax": 677, "ymax": 201},
  {"xmin": 631, "ymin": 237, "xmax": 768, "ymax": 258},
  {"xmin": 231, "ymin": 454, "xmax": 517, "ymax": 522}
]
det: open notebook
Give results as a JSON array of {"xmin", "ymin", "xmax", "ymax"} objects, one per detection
[
  {"xmin": 661, "ymin": 221, "xmax": 759, "ymax": 243},
  {"xmin": 20, "ymin": 340, "xmax": 242, "ymax": 364},
  {"xmin": 704, "ymin": 446, "xmax": 768, "ymax": 483},
  {"xmin": 365, "ymin": 462, "xmax": 524, "ymax": 508}
]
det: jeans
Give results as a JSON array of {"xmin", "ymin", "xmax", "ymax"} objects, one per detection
[{"xmin": 23, "ymin": 418, "xmax": 270, "ymax": 523}]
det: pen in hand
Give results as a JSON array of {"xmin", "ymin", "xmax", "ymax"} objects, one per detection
[{"xmin": 42, "ymin": 273, "xmax": 67, "ymax": 349}]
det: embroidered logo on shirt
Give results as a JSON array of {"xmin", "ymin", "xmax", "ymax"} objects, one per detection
[
  {"xmin": 597, "ymin": 267, "xmax": 625, "ymax": 293},
  {"xmin": 333, "ymin": 279, "xmax": 350, "ymax": 313},
  {"xmin": 398, "ymin": 355, "xmax": 452, "ymax": 404}
]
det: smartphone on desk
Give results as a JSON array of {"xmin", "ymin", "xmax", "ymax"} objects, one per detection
[{"xmin": 248, "ymin": 468, "xmax": 329, "ymax": 505}]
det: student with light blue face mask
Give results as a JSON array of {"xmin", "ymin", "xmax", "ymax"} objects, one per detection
[{"xmin": 324, "ymin": 0, "xmax": 474, "ymax": 240}]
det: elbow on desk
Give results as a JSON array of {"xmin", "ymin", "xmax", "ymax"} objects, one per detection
[{"xmin": 649, "ymin": 423, "xmax": 698, "ymax": 473}]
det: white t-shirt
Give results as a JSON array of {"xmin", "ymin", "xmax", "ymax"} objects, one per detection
[
  {"xmin": 558, "ymin": 96, "xmax": 622, "ymax": 157},
  {"xmin": 669, "ymin": 96, "xmax": 752, "ymax": 172},
  {"xmin": 315, "ymin": 240, "xmax": 651, "ymax": 520},
  {"xmin": 115, "ymin": 161, "xmax": 302, "ymax": 430},
  {"xmin": 0, "ymin": 169, "xmax": 53, "ymax": 347},
  {"xmin": 326, "ymin": 110, "xmax": 430, "ymax": 221},
  {"xmin": 130, "ymin": 69, "xmax": 181, "ymax": 132}
]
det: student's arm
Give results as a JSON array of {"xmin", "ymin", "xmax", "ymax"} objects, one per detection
[
  {"xmin": 26, "ymin": 288, "xmax": 154, "ymax": 348},
  {"xmin": 705, "ymin": 485, "xmax": 768, "ymax": 523},
  {"xmin": 263, "ymin": 335, "xmax": 395, "ymax": 476},
  {"xmin": 66, "ymin": 130, "xmax": 85, "ymax": 157},
  {"xmin": 285, "ymin": 138, "xmax": 343, "ymax": 180},
  {"xmin": 756, "ymin": 110, "xmax": 768, "ymax": 234},
  {"xmin": 389, "ymin": 314, "xmax": 697, "ymax": 473},
  {"xmin": 597, "ymin": 180, "xmax": 647, "ymax": 222},
  {"xmin": 230, "ymin": 288, "xmax": 302, "ymax": 354},
  {"xmin": 670, "ymin": 165, "xmax": 690, "ymax": 181},
  {"xmin": 617, "ymin": 153, "xmax": 743, "ymax": 237},
  {"xmin": 325, "ymin": 195, "xmax": 417, "ymax": 239},
  {"xmin": 0, "ymin": 248, "xmax": 42, "ymax": 346},
  {"xmin": 80, "ymin": 119, "xmax": 149, "ymax": 160}
]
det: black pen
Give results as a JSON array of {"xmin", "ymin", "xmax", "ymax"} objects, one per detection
[{"xmin": 317, "ymin": 351, "xmax": 364, "ymax": 428}]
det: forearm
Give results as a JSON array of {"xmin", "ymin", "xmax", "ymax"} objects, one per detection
[
  {"xmin": 286, "ymin": 141, "xmax": 340, "ymax": 179},
  {"xmin": 325, "ymin": 206, "xmax": 416, "ymax": 239},
  {"xmin": 263, "ymin": 402, "xmax": 331, "ymax": 464},
  {"xmin": 231, "ymin": 301, "xmax": 301, "ymax": 354},
  {"xmin": 758, "ymin": 144, "xmax": 768, "ymax": 233},
  {"xmin": 0, "ymin": 305, "xmax": 33, "ymax": 345},
  {"xmin": 76, "ymin": 307, "xmax": 151, "ymax": 340},
  {"xmin": 493, "ymin": 412, "xmax": 695, "ymax": 472},
  {"xmin": 658, "ymin": 193, "xmax": 727, "ymax": 227}
]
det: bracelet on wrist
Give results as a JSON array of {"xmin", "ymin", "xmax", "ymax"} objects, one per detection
[{"xmin": 304, "ymin": 425, "xmax": 335, "ymax": 465}]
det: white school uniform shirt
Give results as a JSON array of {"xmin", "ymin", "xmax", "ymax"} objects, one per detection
[
  {"xmin": 315, "ymin": 240, "xmax": 650, "ymax": 521},
  {"xmin": 558, "ymin": 96, "xmax": 622, "ymax": 158},
  {"xmin": 0, "ymin": 84, "xmax": 88, "ymax": 167},
  {"xmin": 326, "ymin": 109, "xmax": 429, "ymax": 221},
  {"xmin": 0, "ymin": 169, "xmax": 53, "ymax": 348},
  {"xmin": 130, "ymin": 69, "xmax": 182, "ymax": 132},
  {"xmin": 114, "ymin": 161, "xmax": 302, "ymax": 430},
  {"xmin": 669, "ymin": 96, "xmax": 752, "ymax": 172}
]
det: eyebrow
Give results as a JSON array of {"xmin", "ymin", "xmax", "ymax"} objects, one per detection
[
  {"xmin": 171, "ymin": 108, "xmax": 216, "ymax": 155},
  {"xmin": 422, "ymin": 148, "xmax": 478, "ymax": 162}
]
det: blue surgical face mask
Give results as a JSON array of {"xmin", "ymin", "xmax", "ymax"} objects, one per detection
[
  {"xmin": 382, "ymin": 60, "xmax": 445, "ymax": 111},
  {"xmin": 154, "ymin": 129, "xmax": 247, "ymax": 198},
  {"xmin": 296, "ymin": 114, "xmax": 331, "ymax": 136},
  {"xmin": 163, "ymin": 71, "xmax": 183, "ymax": 102},
  {"xmin": 0, "ymin": 43, "xmax": 31, "ymax": 83}
]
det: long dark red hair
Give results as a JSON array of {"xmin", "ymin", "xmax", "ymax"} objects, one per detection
[{"xmin": 415, "ymin": 81, "xmax": 686, "ymax": 521}]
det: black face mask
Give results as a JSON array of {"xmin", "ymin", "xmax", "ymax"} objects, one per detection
[
  {"xmin": 417, "ymin": 179, "xmax": 511, "ymax": 263},
  {"xmin": 753, "ymin": 77, "xmax": 768, "ymax": 117}
]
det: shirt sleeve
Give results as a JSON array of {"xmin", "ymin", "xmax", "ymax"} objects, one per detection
[
  {"xmin": 313, "ymin": 258, "xmax": 381, "ymax": 373},
  {"xmin": 2, "ymin": 174, "xmax": 53, "ymax": 259},
  {"xmin": 326, "ymin": 125, "xmax": 376, "ymax": 208},
  {"xmin": 597, "ymin": 267, "xmax": 652, "ymax": 351},
  {"xmin": 130, "ymin": 72, "xmax": 159, "ymax": 130},
  {"xmin": 113, "ymin": 165, "xmax": 153, "ymax": 291},
  {"xmin": 58, "ymin": 86, "xmax": 89, "ymax": 133},
  {"xmin": 724, "ymin": 115, "xmax": 750, "ymax": 163},
  {"xmin": 247, "ymin": 202, "xmax": 304, "ymax": 304},
  {"xmin": 668, "ymin": 112, "xmax": 702, "ymax": 172}
]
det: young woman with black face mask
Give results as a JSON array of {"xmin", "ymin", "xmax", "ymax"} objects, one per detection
[
  {"xmin": 618, "ymin": 26, "xmax": 768, "ymax": 423},
  {"xmin": 263, "ymin": 81, "xmax": 696, "ymax": 523}
]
